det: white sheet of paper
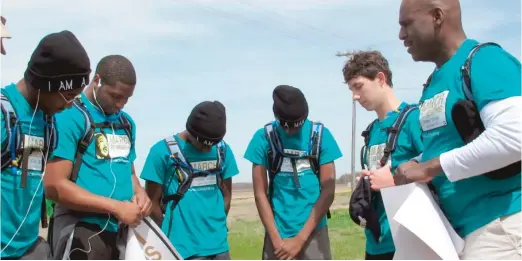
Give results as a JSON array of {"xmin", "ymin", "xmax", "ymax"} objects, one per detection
[{"xmin": 381, "ymin": 183, "xmax": 464, "ymax": 260}]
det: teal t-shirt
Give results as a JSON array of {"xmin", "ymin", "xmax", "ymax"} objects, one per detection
[
  {"xmin": 243, "ymin": 119, "xmax": 343, "ymax": 238},
  {"xmin": 1, "ymin": 84, "xmax": 49, "ymax": 258},
  {"xmin": 362, "ymin": 102, "xmax": 423, "ymax": 255},
  {"xmin": 140, "ymin": 134, "xmax": 240, "ymax": 259},
  {"xmin": 419, "ymin": 39, "xmax": 521, "ymax": 237},
  {"xmin": 51, "ymin": 93, "xmax": 137, "ymax": 232}
]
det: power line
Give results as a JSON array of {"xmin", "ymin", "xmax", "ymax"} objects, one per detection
[
  {"xmin": 179, "ymin": 0, "xmax": 341, "ymax": 52},
  {"xmin": 234, "ymin": 0, "xmax": 349, "ymax": 42}
]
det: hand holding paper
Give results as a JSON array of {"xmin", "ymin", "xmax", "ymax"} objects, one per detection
[{"xmin": 381, "ymin": 183, "xmax": 464, "ymax": 260}]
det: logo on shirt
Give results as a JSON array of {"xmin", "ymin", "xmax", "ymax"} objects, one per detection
[
  {"xmin": 366, "ymin": 143, "xmax": 392, "ymax": 170},
  {"xmin": 279, "ymin": 149, "xmax": 311, "ymax": 176},
  {"xmin": 95, "ymin": 133, "xmax": 131, "ymax": 160},
  {"xmin": 187, "ymin": 160, "xmax": 219, "ymax": 192},
  {"xmin": 419, "ymin": 90, "xmax": 449, "ymax": 132}
]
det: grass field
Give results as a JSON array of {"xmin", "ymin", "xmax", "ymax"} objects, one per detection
[
  {"xmin": 226, "ymin": 186, "xmax": 367, "ymax": 260},
  {"xmin": 228, "ymin": 209, "xmax": 366, "ymax": 260},
  {"xmin": 39, "ymin": 185, "xmax": 367, "ymax": 259}
]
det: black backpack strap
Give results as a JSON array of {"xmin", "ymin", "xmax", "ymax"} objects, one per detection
[
  {"xmin": 380, "ymin": 105, "xmax": 418, "ymax": 167},
  {"xmin": 1, "ymin": 93, "xmax": 21, "ymax": 171},
  {"xmin": 41, "ymin": 197, "xmax": 48, "ymax": 228},
  {"xmin": 461, "ymin": 42, "xmax": 501, "ymax": 103},
  {"xmin": 459, "ymin": 42, "xmax": 521, "ymax": 180},
  {"xmin": 309, "ymin": 121, "xmax": 323, "ymax": 175},
  {"xmin": 216, "ymin": 140, "xmax": 227, "ymax": 191},
  {"xmin": 309, "ymin": 122, "xmax": 331, "ymax": 219},
  {"xmin": 360, "ymin": 120, "xmax": 377, "ymax": 170},
  {"xmin": 70, "ymin": 99, "xmax": 95, "ymax": 182},
  {"xmin": 161, "ymin": 135, "xmax": 191, "ymax": 237},
  {"xmin": 264, "ymin": 122, "xmax": 284, "ymax": 176},
  {"xmin": 43, "ymin": 114, "xmax": 58, "ymax": 158},
  {"xmin": 423, "ymin": 73, "xmax": 434, "ymax": 92},
  {"xmin": 264, "ymin": 122, "xmax": 284, "ymax": 207},
  {"xmin": 40, "ymin": 114, "xmax": 57, "ymax": 228},
  {"xmin": 118, "ymin": 114, "xmax": 133, "ymax": 142},
  {"xmin": 161, "ymin": 135, "xmax": 191, "ymax": 210}
]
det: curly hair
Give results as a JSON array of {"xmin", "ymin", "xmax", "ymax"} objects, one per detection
[
  {"xmin": 342, "ymin": 50, "xmax": 393, "ymax": 87},
  {"xmin": 96, "ymin": 55, "xmax": 136, "ymax": 86}
]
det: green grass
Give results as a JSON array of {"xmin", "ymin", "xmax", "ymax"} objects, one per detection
[{"xmin": 228, "ymin": 209, "xmax": 366, "ymax": 260}]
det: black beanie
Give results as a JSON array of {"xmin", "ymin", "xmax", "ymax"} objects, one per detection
[
  {"xmin": 186, "ymin": 101, "xmax": 227, "ymax": 146},
  {"xmin": 273, "ymin": 85, "xmax": 309, "ymax": 128},
  {"xmin": 24, "ymin": 30, "xmax": 91, "ymax": 92}
]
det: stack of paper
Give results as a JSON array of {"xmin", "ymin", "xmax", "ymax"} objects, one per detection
[{"xmin": 381, "ymin": 183, "xmax": 465, "ymax": 260}]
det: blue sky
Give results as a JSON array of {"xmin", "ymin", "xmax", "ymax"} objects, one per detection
[{"xmin": 1, "ymin": 0, "xmax": 520, "ymax": 183}]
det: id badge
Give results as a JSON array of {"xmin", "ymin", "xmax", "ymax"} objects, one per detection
[{"xmin": 27, "ymin": 151, "xmax": 44, "ymax": 171}]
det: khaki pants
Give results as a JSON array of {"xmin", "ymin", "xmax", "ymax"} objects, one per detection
[
  {"xmin": 460, "ymin": 211, "xmax": 522, "ymax": 260},
  {"xmin": 262, "ymin": 226, "xmax": 332, "ymax": 260}
]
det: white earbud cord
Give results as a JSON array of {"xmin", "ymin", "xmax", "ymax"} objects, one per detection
[
  {"xmin": 66, "ymin": 86, "xmax": 118, "ymax": 259},
  {"xmin": 1, "ymin": 90, "xmax": 50, "ymax": 254}
]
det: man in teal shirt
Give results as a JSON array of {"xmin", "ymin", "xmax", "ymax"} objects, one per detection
[
  {"xmin": 396, "ymin": 0, "xmax": 521, "ymax": 259},
  {"xmin": 43, "ymin": 55, "xmax": 151, "ymax": 260},
  {"xmin": 244, "ymin": 85, "xmax": 343, "ymax": 260},
  {"xmin": 342, "ymin": 51, "xmax": 424, "ymax": 260},
  {"xmin": 141, "ymin": 100, "xmax": 239, "ymax": 260},
  {"xmin": 1, "ymin": 30, "xmax": 90, "ymax": 260}
]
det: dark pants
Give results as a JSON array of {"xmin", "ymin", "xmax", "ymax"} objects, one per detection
[
  {"xmin": 262, "ymin": 226, "xmax": 332, "ymax": 260},
  {"xmin": 2, "ymin": 237, "xmax": 51, "ymax": 260},
  {"xmin": 186, "ymin": 251, "xmax": 231, "ymax": 260},
  {"xmin": 365, "ymin": 251, "xmax": 394, "ymax": 260},
  {"xmin": 65, "ymin": 222, "xmax": 120, "ymax": 260}
]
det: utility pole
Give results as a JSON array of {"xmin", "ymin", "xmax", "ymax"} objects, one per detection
[{"xmin": 336, "ymin": 51, "xmax": 357, "ymax": 192}]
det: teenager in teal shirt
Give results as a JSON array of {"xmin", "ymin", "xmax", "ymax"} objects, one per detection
[
  {"xmin": 1, "ymin": 30, "xmax": 90, "ymax": 260},
  {"xmin": 244, "ymin": 85, "xmax": 342, "ymax": 260},
  {"xmin": 44, "ymin": 55, "xmax": 151, "ymax": 260},
  {"xmin": 342, "ymin": 51, "xmax": 423, "ymax": 260},
  {"xmin": 141, "ymin": 101, "xmax": 239, "ymax": 260},
  {"xmin": 397, "ymin": 0, "xmax": 521, "ymax": 259}
]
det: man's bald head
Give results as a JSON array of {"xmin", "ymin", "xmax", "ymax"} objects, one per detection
[{"xmin": 398, "ymin": 0, "xmax": 464, "ymax": 62}]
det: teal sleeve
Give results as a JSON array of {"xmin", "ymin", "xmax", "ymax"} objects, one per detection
[
  {"xmin": 51, "ymin": 109, "xmax": 84, "ymax": 161},
  {"xmin": 126, "ymin": 113, "xmax": 137, "ymax": 163},
  {"xmin": 221, "ymin": 143, "xmax": 240, "ymax": 180},
  {"xmin": 318, "ymin": 126, "xmax": 343, "ymax": 165},
  {"xmin": 408, "ymin": 109, "xmax": 424, "ymax": 155},
  {"xmin": 140, "ymin": 141, "xmax": 169, "ymax": 185},
  {"xmin": 243, "ymin": 128, "xmax": 270, "ymax": 168},
  {"xmin": 470, "ymin": 45, "xmax": 522, "ymax": 111}
]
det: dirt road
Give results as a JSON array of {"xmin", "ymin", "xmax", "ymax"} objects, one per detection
[
  {"xmin": 228, "ymin": 184, "xmax": 351, "ymax": 223},
  {"xmin": 39, "ymin": 184, "xmax": 351, "ymax": 238}
]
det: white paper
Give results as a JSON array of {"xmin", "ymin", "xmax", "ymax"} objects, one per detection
[
  {"xmin": 125, "ymin": 217, "xmax": 183, "ymax": 260},
  {"xmin": 381, "ymin": 183, "xmax": 464, "ymax": 260}
]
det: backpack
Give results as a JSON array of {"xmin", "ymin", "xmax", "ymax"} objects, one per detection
[
  {"xmin": 160, "ymin": 135, "xmax": 227, "ymax": 236},
  {"xmin": 423, "ymin": 42, "xmax": 520, "ymax": 180},
  {"xmin": 1, "ymin": 92, "xmax": 57, "ymax": 229},
  {"xmin": 360, "ymin": 105, "xmax": 418, "ymax": 171},
  {"xmin": 69, "ymin": 98, "xmax": 133, "ymax": 182},
  {"xmin": 350, "ymin": 105, "xmax": 419, "ymax": 243},
  {"xmin": 264, "ymin": 121, "xmax": 331, "ymax": 219}
]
